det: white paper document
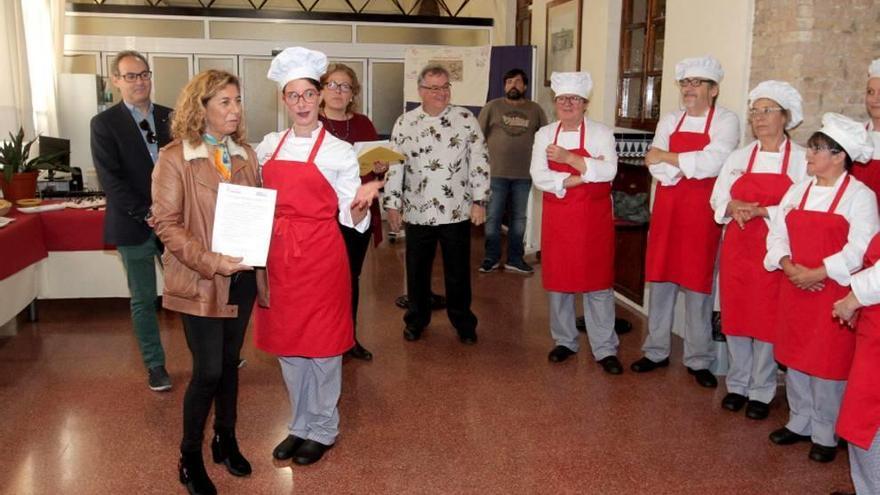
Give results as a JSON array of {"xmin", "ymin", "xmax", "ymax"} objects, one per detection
[{"xmin": 212, "ymin": 183, "xmax": 277, "ymax": 267}]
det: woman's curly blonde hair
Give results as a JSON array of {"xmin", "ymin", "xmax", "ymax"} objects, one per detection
[{"xmin": 171, "ymin": 70, "xmax": 246, "ymax": 147}]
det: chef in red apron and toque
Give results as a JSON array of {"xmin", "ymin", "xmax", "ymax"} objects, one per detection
[
  {"xmin": 832, "ymin": 228, "xmax": 880, "ymax": 492},
  {"xmin": 851, "ymin": 58, "xmax": 880, "ymax": 203},
  {"xmin": 254, "ymin": 47, "xmax": 380, "ymax": 467},
  {"xmin": 530, "ymin": 71, "xmax": 622, "ymax": 374},
  {"xmin": 710, "ymin": 81, "xmax": 807, "ymax": 420},
  {"xmin": 632, "ymin": 55, "xmax": 740, "ymax": 389},
  {"xmin": 765, "ymin": 113, "xmax": 878, "ymax": 464}
]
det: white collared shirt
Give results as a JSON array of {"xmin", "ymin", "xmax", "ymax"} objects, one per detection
[
  {"xmin": 649, "ymin": 106, "xmax": 740, "ymax": 186},
  {"xmin": 530, "ymin": 118, "xmax": 618, "ymax": 198},
  {"xmin": 710, "ymin": 139, "xmax": 809, "ymax": 227},
  {"xmin": 764, "ymin": 173, "xmax": 880, "ymax": 285},
  {"xmin": 255, "ymin": 124, "xmax": 368, "ymax": 231}
]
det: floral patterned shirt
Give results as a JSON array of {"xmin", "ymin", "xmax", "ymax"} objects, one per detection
[{"xmin": 383, "ymin": 105, "xmax": 490, "ymax": 225}]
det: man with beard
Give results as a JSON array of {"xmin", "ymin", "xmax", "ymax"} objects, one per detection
[{"xmin": 477, "ymin": 68, "xmax": 548, "ymax": 274}]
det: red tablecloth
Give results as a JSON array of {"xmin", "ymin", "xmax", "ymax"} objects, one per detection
[
  {"xmin": 39, "ymin": 207, "xmax": 110, "ymax": 251},
  {"xmin": 0, "ymin": 210, "xmax": 49, "ymax": 280}
]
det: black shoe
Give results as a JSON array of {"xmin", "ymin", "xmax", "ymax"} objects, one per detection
[
  {"xmin": 272, "ymin": 435, "xmax": 304, "ymax": 460},
  {"xmin": 548, "ymin": 345, "xmax": 576, "ymax": 363},
  {"xmin": 575, "ymin": 316, "xmax": 586, "ymax": 332},
  {"xmin": 614, "ymin": 318, "xmax": 633, "ymax": 334},
  {"xmin": 769, "ymin": 427, "xmax": 811, "ymax": 445},
  {"xmin": 630, "ymin": 356, "xmax": 670, "ymax": 372},
  {"xmin": 179, "ymin": 451, "xmax": 216, "ymax": 495},
  {"xmin": 403, "ymin": 326, "xmax": 422, "ymax": 342},
  {"xmin": 809, "ymin": 443, "xmax": 838, "ymax": 463},
  {"xmin": 346, "ymin": 341, "xmax": 373, "ymax": 361},
  {"xmin": 687, "ymin": 367, "xmax": 718, "ymax": 388},
  {"xmin": 148, "ymin": 365, "xmax": 172, "ymax": 392},
  {"xmin": 598, "ymin": 355, "xmax": 623, "ymax": 375},
  {"xmin": 745, "ymin": 400, "xmax": 770, "ymax": 420},
  {"xmin": 458, "ymin": 331, "xmax": 478, "ymax": 345},
  {"xmin": 211, "ymin": 430, "xmax": 251, "ymax": 476},
  {"xmin": 721, "ymin": 393, "xmax": 747, "ymax": 412},
  {"xmin": 292, "ymin": 439, "xmax": 334, "ymax": 466}
]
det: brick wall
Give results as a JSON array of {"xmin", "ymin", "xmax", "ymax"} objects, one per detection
[{"xmin": 749, "ymin": 0, "xmax": 880, "ymax": 143}]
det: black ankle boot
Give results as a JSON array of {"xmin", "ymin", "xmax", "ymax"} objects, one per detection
[
  {"xmin": 211, "ymin": 430, "xmax": 252, "ymax": 476},
  {"xmin": 179, "ymin": 450, "xmax": 216, "ymax": 495}
]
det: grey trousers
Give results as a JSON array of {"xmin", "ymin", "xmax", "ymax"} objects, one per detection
[
  {"xmin": 785, "ymin": 367, "xmax": 846, "ymax": 447},
  {"xmin": 549, "ymin": 289, "xmax": 618, "ymax": 361},
  {"xmin": 278, "ymin": 356, "xmax": 342, "ymax": 446},
  {"xmin": 849, "ymin": 430, "xmax": 880, "ymax": 495},
  {"xmin": 643, "ymin": 282, "xmax": 715, "ymax": 369},
  {"xmin": 725, "ymin": 336, "xmax": 777, "ymax": 403}
]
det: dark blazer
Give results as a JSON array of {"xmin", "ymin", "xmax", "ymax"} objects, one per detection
[{"xmin": 90, "ymin": 101, "xmax": 172, "ymax": 246}]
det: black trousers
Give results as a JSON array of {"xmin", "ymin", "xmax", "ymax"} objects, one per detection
[
  {"xmin": 404, "ymin": 221, "xmax": 477, "ymax": 335},
  {"xmin": 180, "ymin": 271, "xmax": 257, "ymax": 453},
  {"xmin": 339, "ymin": 224, "xmax": 372, "ymax": 331}
]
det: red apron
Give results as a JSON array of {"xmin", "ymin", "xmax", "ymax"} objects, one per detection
[
  {"xmin": 850, "ymin": 125, "xmax": 880, "ymax": 203},
  {"xmin": 775, "ymin": 174, "xmax": 856, "ymax": 380},
  {"xmin": 540, "ymin": 121, "xmax": 614, "ymax": 292},
  {"xmin": 719, "ymin": 141, "xmax": 793, "ymax": 342},
  {"xmin": 837, "ymin": 232, "xmax": 880, "ymax": 449},
  {"xmin": 254, "ymin": 128, "xmax": 354, "ymax": 357},
  {"xmin": 645, "ymin": 107, "xmax": 722, "ymax": 294}
]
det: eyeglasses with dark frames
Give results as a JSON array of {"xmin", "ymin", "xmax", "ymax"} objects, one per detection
[
  {"xmin": 139, "ymin": 119, "xmax": 157, "ymax": 144},
  {"xmin": 678, "ymin": 78, "xmax": 711, "ymax": 88},
  {"xmin": 418, "ymin": 83, "xmax": 452, "ymax": 93},
  {"xmin": 806, "ymin": 144, "xmax": 842, "ymax": 154},
  {"xmin": 748, "ymin": 107, "xmax": 785, "ymax": 117},
  {"xmin": 324, "ymin": 81, "xmax": 353, "ymax": 93},
  {"xmin": 119, "ymin": 71, "xmax": 152, "ymax": 83}
]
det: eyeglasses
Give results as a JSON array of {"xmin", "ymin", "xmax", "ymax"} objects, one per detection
[
  {"xmin": 419, "ymin": 84, "xmax": 452, "ymax": 93},
  {"xmin": 284, "ymin": 89, "xmax": 319, "ymax": 104},
  {"xmin": 119, "ymin": 71, "xmax": 152, "ymax": 83},
  {"xmin": 554, "ymin": 95, "xmax": 585, "ymax": 104},
  {"xmin": 748, "ymin": 107, "xmax": 785, "ymax": 117},
  {"xmin": 139, "ymin": 119, "xmax": 157, "ymax": 144},
  {"xmin": 806, "ymin": 144, "xmax": 843, "ymax": 154},
  {"xmin": 678, "ymin": 78, "xmax": 710, "ymax": 88},
  {"xmin": 324, "ymin": 81, "xmax": 353, "ymax": 93}
]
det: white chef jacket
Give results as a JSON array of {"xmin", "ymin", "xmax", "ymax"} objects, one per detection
[
  {"xmin": 867, "ymin": 121, "xmax": 880, "ymax": 161},
  {"xmin": 764, "ymin": 173, "xmax": 880, "ymax": 286},
  {"xmin": 710, "ymin": 139, "xmax": 809, "ymax": 227},
  {"xmin": 255, "ymin": 123, "xmax": 369, "ymax": 232},
  {"xmin": 649, "ymin": 106, "xmax": 740, "ymax": 186},
  {"xmin": 530, "ymin": 118, "xmax": 618, "ymax": 199}
]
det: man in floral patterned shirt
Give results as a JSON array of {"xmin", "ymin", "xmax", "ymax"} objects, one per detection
[{"xmin": 384, "ymin": 64, "xmax": 491, "ymax": 345}]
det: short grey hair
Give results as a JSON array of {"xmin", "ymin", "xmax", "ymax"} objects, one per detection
[
  {"xmin": 417, "ymin": 64, "xmax": 450, "ymax": 86},
  {"xmin": 111, "ymin": 50, "xmax": 150, "ymax": 77}
]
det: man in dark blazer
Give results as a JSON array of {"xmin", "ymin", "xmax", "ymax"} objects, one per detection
[{"xmin": 91, "ymin": 50, "xmax": 173, "ymax": 392}]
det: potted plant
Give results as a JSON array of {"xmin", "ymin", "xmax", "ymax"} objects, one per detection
[{"xmin": 0, "ymin": 127, "xmax": 70, "ymax": 202}]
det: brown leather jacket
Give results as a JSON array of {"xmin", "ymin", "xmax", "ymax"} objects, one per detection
[{"xmin": 151, "ymin": 138, "xmax": 267, "ymax": 318}]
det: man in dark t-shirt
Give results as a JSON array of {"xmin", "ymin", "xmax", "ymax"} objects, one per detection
[{"xmin": 477, "ymin": 68, "xmax": 548, "ymax": 274}]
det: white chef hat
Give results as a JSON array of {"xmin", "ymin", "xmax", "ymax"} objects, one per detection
[
  {"xmin": 869, "ymin": 58, "xmax": 880, "ymax": 79},
  {"xmin": 267, "ymin": 47, "xmax": 328, "ymax": 90},
  {"xmin": 675, "ymin": 55, "xmax": 724, "ymax": 83},
  {"xmin": 748, "ymin": 80, "xmax": 804, "ymax": 129},
  {"xmin": 818, "ymin": 112, "xmax": 874, "ymax": 163},
  {"xmin": 550, "ymin": 72, "xmax": 593, "ymax": 99}
]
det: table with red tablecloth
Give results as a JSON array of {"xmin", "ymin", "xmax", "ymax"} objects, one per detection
[{"xmin": 0, "ymin": 210, "xmax": 49, "ymax": 280}]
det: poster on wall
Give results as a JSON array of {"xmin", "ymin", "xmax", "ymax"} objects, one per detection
[
  {"xmin": 403, "ymin": 46, "xmax": 491, "ymax": 108},
  {"xmin": 544, "ymin": 0, "xmax": 582, "ymax": 86}
]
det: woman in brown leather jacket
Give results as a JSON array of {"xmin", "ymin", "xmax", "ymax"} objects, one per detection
[{"xmin": 151, "ymin": 69, "xmax": 261, "ymax": 495}]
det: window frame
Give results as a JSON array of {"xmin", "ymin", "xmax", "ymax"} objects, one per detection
[{"xmin": 615, "ymin": 0, "xmax": 666, "ymax": 131}]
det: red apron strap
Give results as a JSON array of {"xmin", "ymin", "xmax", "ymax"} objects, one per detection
[
  {"xmin": 307, "ymin": 127, "xmax": 327, "ymax": 165},
  {"xmin": 552, "ymin": 121, "xmax": 563, "ymax": 145},
  {"xmin": 673, "ymin": 111, "xmax": 688, "ymax": 133},
  {"xmin": 745, "ymin": 144, "xmax": 760, "ymax": 174},
  {"xmin": 579, "ymin": 118, "xmax": 586, "ymax": 151},
  {"xmin": 798, "ymin": 182, "xmax": 813, "ymax": 210},
  {"xmin": 269, "ymin": 128, "xmax": 293, "ymax": 162},
  {"xmin": 746, "ymin": 139, "xmax": 792, "ymax": 175},
  {"xmin": 828, "ymin": 174, "xmax": 852, "ymax": 213},
  {"xmin": 702, "ymin": 106, "xmax": 716, "ymax": 135}
]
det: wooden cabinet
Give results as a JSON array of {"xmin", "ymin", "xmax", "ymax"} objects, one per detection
[{"xmin": 612, "ymin": 161, "xmax": 651, "ymax": 305}]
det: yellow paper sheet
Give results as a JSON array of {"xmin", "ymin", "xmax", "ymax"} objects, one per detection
[{"xmin": 358, "ymin": 146, "xmax": 406, "ymax": 176}]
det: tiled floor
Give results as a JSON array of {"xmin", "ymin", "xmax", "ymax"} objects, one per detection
[{"xmin": 0, "ymin": 230, "xmax": 854, "ymax": 494}]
